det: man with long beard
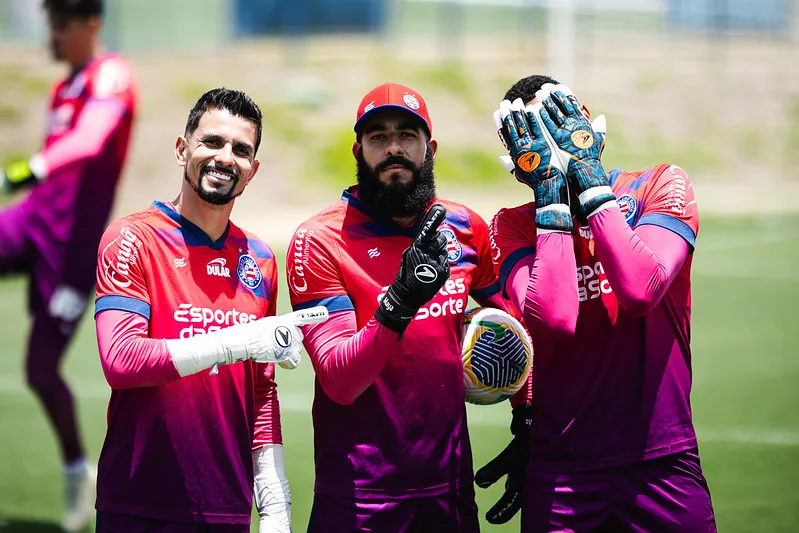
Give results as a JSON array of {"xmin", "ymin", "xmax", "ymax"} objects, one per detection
[{"xmin": 286, "ymin": 83, "xmax": 514, "ymax": 532}]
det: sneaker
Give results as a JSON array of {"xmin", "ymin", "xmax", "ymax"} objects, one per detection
[{"xmin": 62, "ymin": 462, "xmax": 97, "ymax": 532}]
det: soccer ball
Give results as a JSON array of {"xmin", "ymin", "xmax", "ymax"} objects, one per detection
[{"xmin": 461, "ymin": 307, "xmax": 533, "ymax": 405}]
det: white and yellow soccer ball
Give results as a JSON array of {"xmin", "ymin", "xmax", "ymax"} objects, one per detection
[{"xmin": 461, "ymin": 307, "xmax": 533, "ymax": 405}]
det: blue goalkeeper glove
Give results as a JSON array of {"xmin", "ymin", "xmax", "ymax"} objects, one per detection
[
  {"xmin": 495, "ymin": 98, "xmax": 572, "ymax": 234},
  {"xmin": 475, "ymin": 405, "xmax": 532, "ymax": 524},
  {"xmin": 535, "ymin": 85, "xmax": 615, "ymax": 219},
  {"xmin": 0, "ymin": 157, "xmax": 43, "ymax": 193}
]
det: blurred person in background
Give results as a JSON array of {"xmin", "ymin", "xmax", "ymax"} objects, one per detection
[
  {"xmin": 476, "ymin": 74, "xmax": 716, "ymax": 532},
  {"xmin": 93, "ymin": 88, "xmax": 318, "ymax": 533},
  {"xmin": 0, "ymin": 0, "xmax": 136, "ymax": 530},
  {"xmin": 286, "ymin": 82, "xmax": 517, "ymax": 532}
]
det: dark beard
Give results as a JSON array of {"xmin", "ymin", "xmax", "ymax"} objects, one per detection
[
  {"xmin": 356, "ymin": 145, "xmax": 436, "ymax": 223},
  {"xmin": 184, "ymin": 165, "xmax": 242, "ymax": 206}
]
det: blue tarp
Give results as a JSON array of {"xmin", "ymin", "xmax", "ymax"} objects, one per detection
[{"xmin": 233, "ymin": 0, "xmax": 387, "ymax": 37}]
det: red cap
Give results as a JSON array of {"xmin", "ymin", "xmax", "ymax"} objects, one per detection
[{"xmin": 354, "ymin": 83, "xmax": 432, "ymax": 136}]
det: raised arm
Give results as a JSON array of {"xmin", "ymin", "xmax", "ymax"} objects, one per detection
[{"xmin": 589, "ymin": 207, "xmax": 690, "ymax": 317}]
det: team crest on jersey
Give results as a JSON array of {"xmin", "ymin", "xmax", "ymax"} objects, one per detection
[
  {"xmin": 616, "ymin": 194, "xmax": 638, "ymax": 226},
  {"xmin": 236, "ymin": 254, "xmax": 262, "ymax": 290},
  {"xmin": 440, "ymin": 228, "xmax": 462, "ymax": 263}
]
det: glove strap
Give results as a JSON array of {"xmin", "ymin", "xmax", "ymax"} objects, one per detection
[
  {"xmin": 578, "ymin": 185, "xmax": 616, "ymax": 218},
  {"xmin": 373, "ymin": 285, "xmax": 418, "ymax": 334},
  {"xmin": 535, "ymin": 204, "xmax": 573, "ymax": 235}
]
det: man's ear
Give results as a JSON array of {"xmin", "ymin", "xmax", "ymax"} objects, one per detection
[
  {"xmin": 429, "ymin": 138, "xmax": 438, "ymax": 159},
  {"xmin": 87, "ymin": 14, "xmax": 102, "ymax": 32},
  {"xmin": 175, "ymin": 137, "xmax": 188, "ymax": 166},
  {"xmin": 243, "ymin": 159, "xmax": 260, "ymax": 187},
  {"xmin": 352, "ymin": 142, "xmax": 361, "ymax": 161}
]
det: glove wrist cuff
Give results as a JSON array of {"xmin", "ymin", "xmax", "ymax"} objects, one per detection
[
  {"xmin": 373, "ymin": 285, "xmax": 417, "ymax": 334},
  {"xmin": 535, "ymin": 204, "xmax": 573, "ymax": 233}
]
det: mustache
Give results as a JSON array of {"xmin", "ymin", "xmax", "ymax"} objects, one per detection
[
  {"xmin": 376, "ymin": 156, "xmax": 415, "ymax": 173},
  {"xmin": 201, "ymin": 163, "xmax": 239, "ymax": 179}
]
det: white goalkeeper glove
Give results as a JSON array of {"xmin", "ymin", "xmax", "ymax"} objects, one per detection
[
  {"xmin": 253, "ymin": 444, "xmax": 292, "ymax": 533},
  {"xmin": 165, "ymin": 306, "xmax": 328, "ymax": 377}
]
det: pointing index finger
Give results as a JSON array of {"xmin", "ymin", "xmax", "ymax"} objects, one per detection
[{"xmin": 415, "ymin": 204, "xmax": 446, "ymax": 246}]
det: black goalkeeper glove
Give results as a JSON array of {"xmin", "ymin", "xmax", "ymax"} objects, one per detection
[
  {"xmin": 474, "ymin": 405, "xmax": 532, "ymax": 524},
  {"xmin": 374, "ymin": 204, "xmax": 450, "ymax": 334},
  {"xmin": 0, "ymin": 159, "xmax": 40, "ymax": 193}
]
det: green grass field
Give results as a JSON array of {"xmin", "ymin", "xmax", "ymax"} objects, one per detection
[{"xmin": 0, "ymin": 213, "xmax": 797, "ymax": 532}]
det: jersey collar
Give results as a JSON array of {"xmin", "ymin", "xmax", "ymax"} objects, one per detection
[
  {"xmin": 152, "ymin": 201, "xmax": 230, "ymax": 250},
  {"xmin": 341, "ymin": 186, "xmax": 435, "ymax": 238}
]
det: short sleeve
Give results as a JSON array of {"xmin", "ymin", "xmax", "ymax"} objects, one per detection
[
  {"xmin": 636, "ymin": 165, "xmax": 699, "ymax": 249},
  {"xmin": 286, "ymin": 223, "xmax": 354, "ymax": 314},
  {"xmin": 467, "ymin": 209, "xmax": 502, "ymax": 300},
  {"xmin": 94, "ymin": 219, "xmax": 151, "ymax": 319},
  {"xmin": 489, "ymin": 204, "xmax": 538, "ymax": 293}
]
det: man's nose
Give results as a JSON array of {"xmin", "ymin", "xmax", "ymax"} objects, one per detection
[
  {"xmin": 385, "ymin": 136, "xmax": 404, "ymax": 157},
  {"xmin": 215, "ymin": 143, "xmax": 235, "ymax": 165}
]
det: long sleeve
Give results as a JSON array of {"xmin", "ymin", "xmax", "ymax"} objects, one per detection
[
  {"xmin": 507, "ymin": 232, "xmax": 579, "ymax": 340},
  {"xmin": 39, "ymin": 98, "xmax": 128, "ymax": 178},
  {"xmin": 589, "ymin": 206, "xmax": 690, "ymax": 317},
  {"xmin": 301, "ymin": 310, "xmax": 401, "ymax": 406},
  {"xmin": 95, "ymin": 309, "xmax": 180, "ymax": 389}
]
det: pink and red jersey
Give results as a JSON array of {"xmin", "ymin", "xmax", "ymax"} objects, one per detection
[
  {"xmin": 94, "ymin": 202, "xmax": 279, "ymax": 524},
  {"xmin": 24, "ymin": 53, "xmax": 136, "ymax": 291},
  {"xmin": 491, "ymin": 164, "xmax": 699, "ymax": 471},
  {"xmin": 287, "ymin": 187, "xmax": 499, "ymax": 498}
]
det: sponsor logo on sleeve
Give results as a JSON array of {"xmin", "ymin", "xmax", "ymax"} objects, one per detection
[
  {"xmin": 94, "ymin": 59, "xmax": 130, "ymax": 98},
  {"xmin": 101, "ymin": 226, "xmax": 143, "ymax": 289},
  {"xmin": 667, "ymin": 165, "xmax": 689, "ymax": 216},
  {"xmin": 288, "ymin": 227, "xmax": 315, "ymax": 294},
  {"xmin": 236, "ymin": 254, "xmax": 262, "ymax": 290}
]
